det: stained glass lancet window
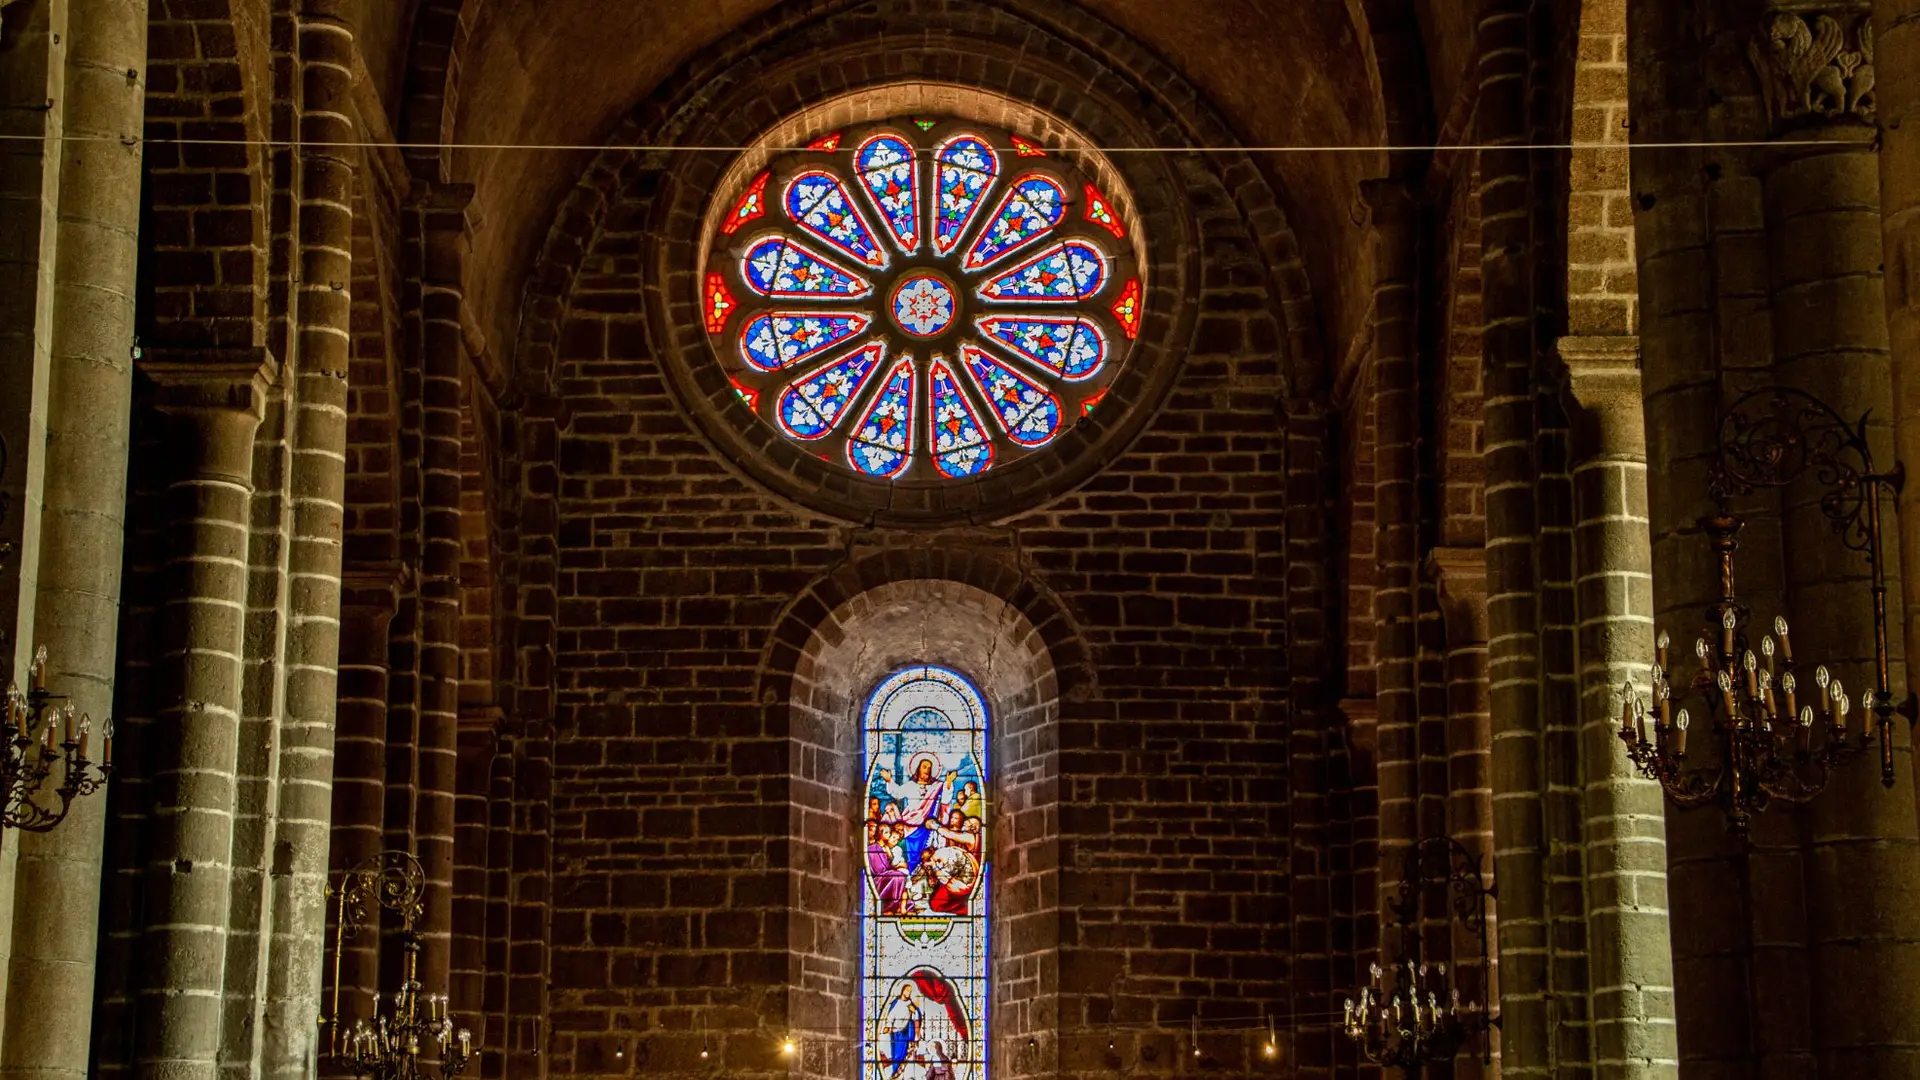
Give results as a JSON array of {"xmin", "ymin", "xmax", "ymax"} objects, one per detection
[
  {"xmin": 703, "ymin": 118, "xmax": 1143, "ymax": 481},
  {"xmin": 862, "ymin": 665, "xmax": 989, "ymax": 1080}
]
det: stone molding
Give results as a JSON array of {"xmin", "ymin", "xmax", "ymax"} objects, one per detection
[
  {"xmin": 1748, "ymin": 8, "xmax": 1877, "ymax": 133},
  {"xmin": 341, "ymin": 561, "xmax": 405, "ymax": 622},
  {"xmin": 1559, "ymin": 334, "xmax": 1646, "ymax": 461},
  {"xmin": 137, "ymin": 347, "xmax": 280, "ymax": 417},
  {"xmin": 1425, "ymin": 545, "xmax": 1490, "ymax": 649}
]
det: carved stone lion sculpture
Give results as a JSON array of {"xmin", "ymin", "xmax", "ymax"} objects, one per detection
[{"xmin": 1749, "ymin": 12, "xmax": 1876, "ymax": 129}]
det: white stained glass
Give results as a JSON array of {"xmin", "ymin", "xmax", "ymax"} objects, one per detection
[{"xmin": 861, "ymin": 664, "xmax": 989, "ymax": 1080}]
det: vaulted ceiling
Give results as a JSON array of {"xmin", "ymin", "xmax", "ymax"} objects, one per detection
[{"xmin": 358, "ymin": 0, "xmax": 1480, "ymax": 392}]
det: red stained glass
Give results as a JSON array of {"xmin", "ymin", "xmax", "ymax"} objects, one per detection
[
  {"xmin": 1111, "ymin": 277, "xmax": 1142, "ymax": 339},
  {"xmin": 1010, "ymin": 136, "xmax": 1046, "ymax": 158},
  {"xmin": 1084, "ymin": 183, "xmax": 1125, "ymax": 239},
  {"xmin": 808, "ymin": 132, "xmax": 844, "ymax": 152},
  {"xmin": 702, "ymin": 273, "xmax": 736, "ymax": 335},
  {"xmin": 731, "ymin": 377, "xmax": 760, "ymax": 411},
  {"xmin": 1081, "ymin": 387, "xmax": 1109, "ymax": 416},
  {"xmin": 721, "ymin": 172, "xmax": 771, "ymax": 236}
]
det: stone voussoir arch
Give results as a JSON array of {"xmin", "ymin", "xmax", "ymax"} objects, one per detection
[
  {"xmin": 507, "ymin": 0, "xmax": 1331, "ymax": 525},
  {"xmin": 754, "ymin": 544, "xmax": 1095, "ymax": 712}
]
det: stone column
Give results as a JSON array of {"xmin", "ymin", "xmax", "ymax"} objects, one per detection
[
  {"xmin": 1475, "ymin": 1, "xmax": 1551, "ymax": 1073},
  {"xmin": 1749, "ymin": 10, "xmax": 1920, "ymax": 1075},
  {"xmin": 133, "ymin": 353, "xmax": 276, "ymax": 1080},
  {"xmin": 1874, "ymin": 0, "xmax": 1920, "ymax": 817},
  {"xmin": 0, "ymin": 0, "xmax": 147, "ymax": 1075},
  {"xmin": 323, "ymin": 566, "xmax": 400, "ymax": 1077},
  {"xmin": 408, "ymin": 186, "xmax": 470, "ymax": 1048},
  {"xmin": 258, "ymin": 5, "xmax": 360, "ymax": 1074},
  {"xmin": 1427, "ymin": 545, "xmax": 1496, "ymax": 1079},
  {"xmin": 1363, "ymin": 178, "xmax": 1422, "ymax": 948},
  {"xmin": 1561, "ymin": 337, "xmax": 1679, "ymax": 1080}
]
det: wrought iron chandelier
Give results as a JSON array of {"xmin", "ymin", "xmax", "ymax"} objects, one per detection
[
  {"xmin": 321, "ymin": 851, "xmax": 473, "ymax": 1080},
  {"xmin": 1343, "ymin": 836, "xmax": 1497, "ymax": 1074},
  {"xmin": 0, "ymin": 646, "xmax": 112, "ymax": 831},
  {"xmin": 1621, "ymin": 387, "xmax": 1904, "ymax": 835}
]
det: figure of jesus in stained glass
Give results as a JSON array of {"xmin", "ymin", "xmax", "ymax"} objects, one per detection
[{"xmin": 861, "ymin": 666, "xmax": 989, "ymax": 1080}]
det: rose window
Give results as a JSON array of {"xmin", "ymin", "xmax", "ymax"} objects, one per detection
[{"xmin": 701, "ymin": 118, "xmax": 1144, "ymax": 481}]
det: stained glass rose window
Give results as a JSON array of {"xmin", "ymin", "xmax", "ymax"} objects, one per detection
[{"xmin": 701, "ymin": 119, "xmax": 1143, "ymax": 481}]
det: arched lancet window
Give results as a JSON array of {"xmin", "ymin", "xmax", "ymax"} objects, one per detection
[{"xmin": 861, "ymin": 665, "xmax": 989, "ymax": 1079}]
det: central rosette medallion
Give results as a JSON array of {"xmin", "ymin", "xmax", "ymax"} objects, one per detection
[{"xmin": 890, "ymin": 273, "xmax": 958, "ymax": 338}]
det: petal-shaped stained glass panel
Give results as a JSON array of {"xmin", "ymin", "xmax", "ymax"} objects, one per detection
[
  {"xmin": 962, "ymin": 175, "xmax": 1067, "ymax": 271},
  {"xmin": 739, "ymin": 312, "xmax": 872, "ymax": 372},
  {"xmin": 776, "ymin": 342, "xmax": 887, "ymax": 440},
  {"xmin": 856, "ymin": 134, "xmax": 920, "ymax": 255},
  {"xmin": 977, "ymin": 240, "xmax": 1107, "ymax": 303},
  {"xmin": 742, "ymin": 236, "xmax": 873, "ymax": 300},
  {"xmin": 1083, "ymin": 182, "xmax": 1126, "ymax": 238},
  {"xmin": 929, "ymin": 358, "xmax": 993, "ymax": 478},
  {"xmin": 785, "ymin": 170, "xmax": 889, "ymax": 269},
  {"xmin": 961, "ymin": 344, "xmax": 1062, "ymax": 447},
  {"xmin": 720, "ymin": 171, "xmax": 770, "ymax": 236},
  {"xmin": 702, "ymin": 273, "xmax": 736, "ymax": 334},
  {"xmin": 1111, "ymin": 277, "xmax": 1144, "ymax": 339},
  {"xmin": 847, "ymin": 360, "xmax": 915, "ymax": 478},
  {"xmin": 932, "ymin": 135, "xmax": 1000, "ymax": 258},
  {"xmin": 976, "ymin": 315, "xmax": 1108, "ymax": 381}
]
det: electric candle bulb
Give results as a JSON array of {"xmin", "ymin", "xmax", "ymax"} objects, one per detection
[
  {"xmin": 1658, "ymin": 629, "xmax": 1671, "ymax": 650},
  {"xmin": 1816, "ymin": 665, "xmax": 1832, "ymax": 690},
  {"xmin": 1762, "ymin": 635, "xmax": 1775, "ymax": 659},
  {"xmin": 1775, "ymin": 616, "xmax": 1794, "ymax": 662},
  {"xmin": 1676, "ymin": 708, "xmax": 1691, "ymax": 755},
  {"xmin": 1696, "ymin": 636, "xmax": 1710, "ymax": 660}
]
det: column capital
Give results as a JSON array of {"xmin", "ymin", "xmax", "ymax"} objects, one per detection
[
  {"xmin": 341, "ymin": 561, "xmax": 404, "ymax": 615},
  {"xmin": 1559, "ymin": 335, "xmax": 1648, "ymax": 462},
  {"xmin": 137, "ymin": 349, "xmax": 279, "ymax": 486},
  {"xmin": 137, "ymin": 347, "xmax": 279, "ymax": 419},
  {"xmin": 1358, "ymin": 177, "xmax": 1419, "ymax": 228},
  {"xmin": 1748, "ymin": 8, "xmax": 1877, "ymax": 137},
  {"xmin": 1339, "ymin": 697, "xmax": 1378, "ymax": 760},
  {"xmin": 1426, "ymin": 546, "xmax": 1490, "ymax": 648}
]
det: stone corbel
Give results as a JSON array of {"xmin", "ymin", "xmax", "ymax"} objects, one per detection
[
  {"xmin": 1425, "ymin": 546, "xmax": 1489, "ymax": 650},
  {"xmin": 1340, "ymin": 697, "xmax": 1379, "ymax": 761},
  {"xmin": 1559, "ymin": 335, "xmax": 1645, "ymax": 463},
  {"xmin": 1748, "ymin": 7, "xmax": 1876, "ymax": 133},
  {"xmin": 137, "ymin": 348, "xmax": 280, "ymax": 486}
]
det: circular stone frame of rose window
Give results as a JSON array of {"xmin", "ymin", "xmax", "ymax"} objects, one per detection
[{"xmin": 651, "ymin": 83, "xmax": 1198, "ymax": 529}]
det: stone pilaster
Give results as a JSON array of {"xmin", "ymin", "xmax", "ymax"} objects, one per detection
[
  {"xmin": 1751, "ymin": 8, "xmax": 1920, "ymax": 1071},
  {"xmin": 0, "ymin": 0, "xmax": 146, "ymax": 1075},
  {"xmin": 1562, "ymin": 337, "xmax": 1679, "ymax": 1080},
  {"xmin": 259, "ymin": 5, "xmax": 360, "ymax": 1074},
  {"xmin": 1475, "ymin": 1, "xmax": 1550, "ymax": 1073},
  {"xmin": 1362, "ymin": 178, "xmax": 1422, "ymax": 957},
  {"xmin": 1874, "ymin": 0, "xmax": 1920, "ymax": 817},
  {"xmin": 322, "ymin": 566, "xmax": 400, "ymax": 1079},
  {"xmin": 1427, "ymin": 545, "xmax": 1496, "ymax": 1080},
  {"xmin": 133, "ymin": 351, "xmax": 277, "ymax": 1080},
  {"xmin": 408, "ymin": 184, "xmax": 472, "ymax": 1049}
]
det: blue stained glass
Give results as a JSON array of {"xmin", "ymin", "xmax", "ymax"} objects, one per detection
[
  {"xmin": 975, "ymin": 314, "xmax": 1109, "ymax": 381},
  {"xmin": 776, "ymin": 342, "xmax": 886, "ymax": 439},
  {"xmin": 932, "ymin": 135, "xmax": 1000, "ymax": 258},
  {"xmin": 962, "ymin": 175, "xmax": 1066, "ymax": 271},
  {"xmin": 847, "ymin": 360, "xmax": 915, "ymax": 478},
  {"xmin": 739, "ymin": 311, "xmax": 871, "ymax": 372},
  {"xmin": 742, "ymin": 236, "xmax": 873, "ymax": 299},
  {"xmin": 976, "ymin": 240, "xmax": 1107, "ymax": 303},
  {"xmin": 961, "ymin": 344, "xmax": 1063, "ymax": 447},
  {"xmin": 785, "ymin": 170, "xmax": 889, "ymax": 270},
  {"xmin": 929, "ymin": 359, "xmax": 993, "ymax": 478},
  {"xmin": 856, "ymin": 134, "xmax": 920, "ymax": 254},
  {"xmin": 861, "ymin": 665, "xmax": 989, "ymax": 1080}
]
